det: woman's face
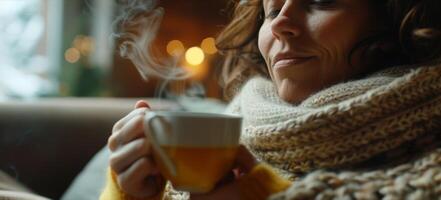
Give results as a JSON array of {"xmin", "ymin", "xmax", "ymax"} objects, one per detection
[{"xmin": 258, "ymin": 0, "xmax": 377, "ymax": 103}]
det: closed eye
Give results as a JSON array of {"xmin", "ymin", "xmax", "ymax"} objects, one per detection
[
  {"xmin": 309, "ymin": 0, "xmax": 336, "ymax": 8},
  {"xmin": 266, "ymin": 9, "xmax": 281, "ymax": 19}
]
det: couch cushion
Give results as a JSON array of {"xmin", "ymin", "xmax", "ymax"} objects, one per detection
[
  {"xmin": 61, "ymin": 147, "xmax": 109, "ymax": 200},
  {"xmin": 0, "ymin": 170, "xmax": 50, "ymax": 200},
  {"xmin": 0, "ymin": 97, "xmax": 181, "ymax": 199}
]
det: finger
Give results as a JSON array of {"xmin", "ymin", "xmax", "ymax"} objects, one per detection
[
  {"xmin": 112, "ymin": 107, "xmax": 149, "ymax": 133},
  {"xmin": 110, "ymin": 138, "xmax": 158, "ymax": 174},
  {"xmin": 109, "ymin": 114, "xmax": 146, "ymax": 151},
  {"xmin": 135, "ymin": 100, "xmax": 151, "ymax": 109},
  {"xmin": 118, "ymin": 114, "xmax": 146, "ymax": 145},
  {"xmin": 117, "ymin": 157, "xmax": 161, "ymax": 197}
]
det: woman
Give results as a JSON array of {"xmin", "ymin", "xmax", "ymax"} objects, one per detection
[{"xmin": 101, "ymin": 0, "xmax": 441, "ymax": 199}]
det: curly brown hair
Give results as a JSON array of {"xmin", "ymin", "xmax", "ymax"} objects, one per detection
[{"xmin": 216, "ymin": 0, "xmax": 441, "ymax": 100}]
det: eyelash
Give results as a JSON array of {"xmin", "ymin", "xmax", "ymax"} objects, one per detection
[
  {"xmin": 266, "ymin": 9, "xmax": 281, "ymax": 19},
  {"xmin": 310, "ymin": 0, "xmax": 335, "ymax": 8},
  {"xmin": 265, "ymin": 0, "xmax": 336, "ymax": 19}
]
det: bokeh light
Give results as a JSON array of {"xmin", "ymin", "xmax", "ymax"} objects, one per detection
[
  {"xmin": 79, "ymin": 36, "xmax": 94, "ymax": 56},
  {"xmin": 166, "ymin": 40, "xmax": 185, "ymax": 56},
  {"xmin": 73, "ymin": 35, "xmax": 94, "ymax": 56},
  {"xmin": 65, "ymin": 48, "xmax": 81, "ymax": 63},
  {"xmin": 185, "ymin": 47, "xmax": 204, "ymax": 65},
  {"xmin": 73, "ymin": 35, "xmax": 85, "ymax": 49},
  {"xmin": 200, "ymin": 37, "xmax": 217, "ymax": 54},
  {"xmin": 183, "ymin": 62, "xmax": 208, "ymax": 80}
]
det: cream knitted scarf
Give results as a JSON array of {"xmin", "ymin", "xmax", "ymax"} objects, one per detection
[
  {"xmin": 164, "ymin": 64, "xmax": 441, "ymax": 200},
  {"xmin": 226, "ymin": 63, "xmax": 441, "ymax": 179}
]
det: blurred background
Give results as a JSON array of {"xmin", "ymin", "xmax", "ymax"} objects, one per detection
[
  {"xmin": 0, "ymin": 1, "xmax": 235, "ymax": 199},
  {"xmin": 0, "ymin": 0, "xmax": 230, "ymax": 100}
]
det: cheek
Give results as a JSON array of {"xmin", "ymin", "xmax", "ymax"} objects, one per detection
[
  {"xmin": 258, "ymin": 23, "xmax": 278, "ymax": 82},
  {"xmin": 313, "ymin": 12, "xmax": 371, "ymax": 55},
  {"xmin": 309, "ymin": 12, "xmax": 369, "ymax": 76},
  {"xmin": 258, "ymin": 24, "xmax": 272, "ymax": 66},
  {"xmin": 310, "ymin": 14, "xmax": 353, "ymax": 58}
]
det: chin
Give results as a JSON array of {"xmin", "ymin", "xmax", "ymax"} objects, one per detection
[
  {"xmin": 278, "ymin": 89, "xmax": 310, "ymax": 104},
  {"xmin": 276, "ymin": 79, "xmax": 314, "ymax": 104}
]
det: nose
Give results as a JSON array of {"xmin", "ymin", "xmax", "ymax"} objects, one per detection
[{"xmin": 270, "ymin": 3, "xmax": 302, "ymax": 39}]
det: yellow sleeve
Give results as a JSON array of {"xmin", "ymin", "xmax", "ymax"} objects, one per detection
[
  {"xmin": 237, "ymin": 163, "xmax": 292, "ymax": 200},
  {"xmin": 99, "ymin": 168, "xmax": 166, "ymax": 200}
]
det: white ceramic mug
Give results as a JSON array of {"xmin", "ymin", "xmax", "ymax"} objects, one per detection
[{"xmin": 144, "ymin": 111, "xmax": 242, "ymax": 193}]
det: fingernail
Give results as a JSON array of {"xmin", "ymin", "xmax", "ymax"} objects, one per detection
[{"xmin": 135, "ymin": 100, "xmax": 151, "ymax": 109}]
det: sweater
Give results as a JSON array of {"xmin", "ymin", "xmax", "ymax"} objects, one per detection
[{"xmin": 100, "ymin": 164, "xmax": 291, "ymax": 200}]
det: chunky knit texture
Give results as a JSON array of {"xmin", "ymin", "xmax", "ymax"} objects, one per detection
[
  {"xmin": 270, "ymin": 149, "xmax": 441, "ymax": 199},
  {"xmin": 226, "ymin": 63, "xmax": 441, "ymax": 199}
]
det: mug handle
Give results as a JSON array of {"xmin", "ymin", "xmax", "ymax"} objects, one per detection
[{"xmin": 144, "ymin": 112, "xmax": 177, "ymax": 176}]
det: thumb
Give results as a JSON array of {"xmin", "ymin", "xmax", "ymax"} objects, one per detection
[{"xmin": 134, "ymin": 100, "xmax": 151, "ymax": 109}]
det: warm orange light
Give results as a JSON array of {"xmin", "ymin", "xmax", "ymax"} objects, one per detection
[
  {"xmin": 65, "ymin": 48, "xmax": 81, "ymax": 63},
  {"xmin": 201, "ymin": 37, "xmax": 217, "ymax": 54},
  {"xmin": 73, "ymin": 35, "xmax": 94, "ymax": 56},
  {"xmin": 73, "ymin": 35, "xmax": 85, "ymax": 49},
  {"xmin": 182, "ymin": 62, "xmax": 208, "ymax": 80},
  {"xmin": 79, "ymin": 36, "xmax": 94, "ymax": 56},
  {"xmin": 185, "ymin": 47, "xmax": 204, "ymax": 65},
  {"xmin": 166, "ymin": 40, "xmax": 185, "ymax": 56}
]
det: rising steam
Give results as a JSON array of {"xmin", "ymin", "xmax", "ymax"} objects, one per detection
[{"xmin": 113, "ymin": 0, "xmax": 191, "ymax": 81}]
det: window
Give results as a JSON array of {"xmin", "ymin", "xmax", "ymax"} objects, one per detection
[{"xmin": 0, "ymin": 0, "xmax": 62, "ymax": 99}]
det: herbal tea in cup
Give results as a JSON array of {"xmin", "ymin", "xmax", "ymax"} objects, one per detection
[{"xmin": 144, "ymin": 111, "xmax": 242, "ymax": 193}]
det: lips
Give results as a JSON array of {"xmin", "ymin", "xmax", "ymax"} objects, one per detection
[{"xmin": 272, "ymin": 53, "xmax": 315, "ymax": 69}]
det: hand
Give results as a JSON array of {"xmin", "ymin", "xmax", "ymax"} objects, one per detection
[
  {"xmin": 190, "ymin": 145, "xmax": 258, "ymax": 200},
  {"xmin": 107, "ymin": 100, "xmax": 165, "ymax": 198}
]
